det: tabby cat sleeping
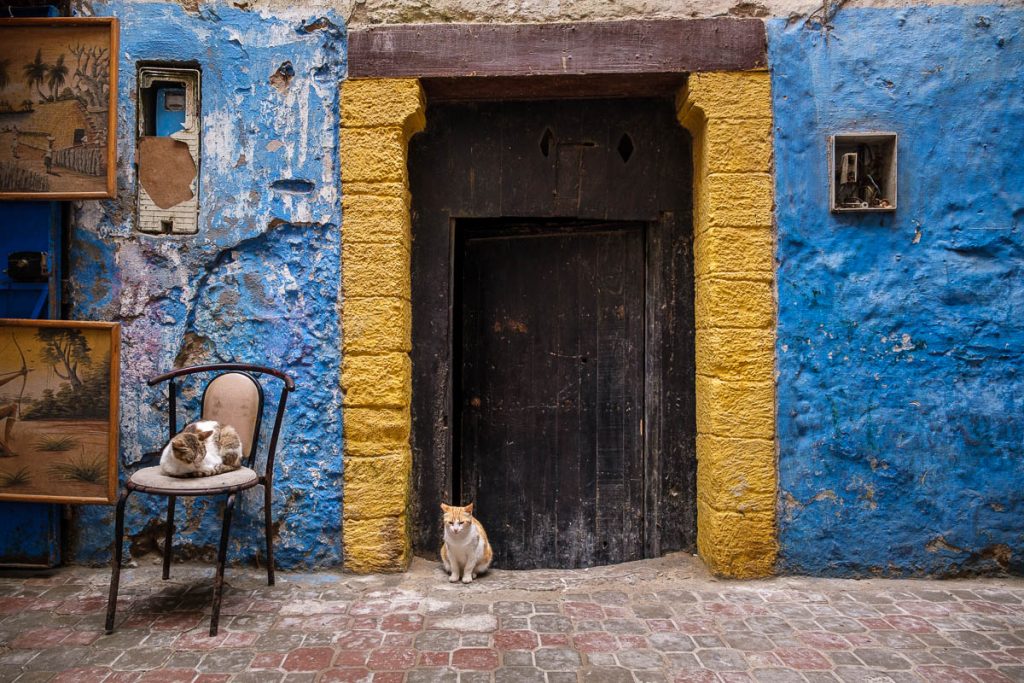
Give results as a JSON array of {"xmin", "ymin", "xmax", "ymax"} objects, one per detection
[
  {"xmin": 159, "ymin": 420, "xmax": 243, "ymax": 478},
  {"xmin": 441, "ymin": 502, "xmax": 493, "ymax": 583}
]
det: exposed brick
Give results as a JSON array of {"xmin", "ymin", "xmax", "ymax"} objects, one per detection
[
  {"xmin": 320, "ymin": 669, "xmax": 374, "ymax": 683},
  {"xmin": 494, "ymin": 630, "xmax": 539, "ymax": 650},
  {"xmin": 573, "ymin": 632, "xmax": 620, "ymax": 654},
  {"xmin": 774, "ymin": 648, "xmax": 832, "ymax": 670},
  {"xmin": 366, "ymin": 648, "xmax": 417, "ymax": 670},
  {"xmin": 451, "ymin": 648, "xmax": 499, "ymax": 670}
]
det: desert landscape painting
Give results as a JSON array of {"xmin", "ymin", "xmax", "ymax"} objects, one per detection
[
  {"xmin": 0, "ymin": 18, "xmax": 118, "ymax": 199},
  {"xmin": 0, "ymin": 320, "xmax": 119, "ymax": 504}
]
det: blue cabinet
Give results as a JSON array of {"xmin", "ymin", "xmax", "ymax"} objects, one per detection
[{"xmin": 0, "ymin": 201, "xmax": 62, "ymax": 567}]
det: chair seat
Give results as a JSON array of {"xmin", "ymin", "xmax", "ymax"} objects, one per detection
[{"xmin": 128, "ymin": 466, "xmax": 259, "ymax": 495}]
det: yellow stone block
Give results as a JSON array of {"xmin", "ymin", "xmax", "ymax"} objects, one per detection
[
  {"xmin": 343, "ymin": 452, "xmax": 411, "ymax": 520},
  {"xmin": 343, "ymin": 297, "xmax": 411, "ymax": 353},
  {"xmin": 694, "ymin": 227, "xmax": 774, "ymax": 280},
  {"xmin": 695, "ymin": 278, "xmax": 774, "ymax": 330},
  {"xmin": 342, "ymin": 194, "xmax": 411, "ymax": 246},
  {"xmin": 342, "ymin": 242, "xmax": 410, "ymax": 299},
  {"xmin": 704, "ymin": 173, "xmax": 774, "ymax": 229},
  {"xmin": 342, "ymin": 182, "xmax": 409, "ymax": 198},
  {"xmin": 344, "ymin": 407, "xmax": 411, "ymax": 445},
  {"xmin": 696, "ymin": 327, "xmax": 774, "ymax": 383},
  {"xmin": 676, "ymin": 90, "xmax": 704, "ymax": 134},
  {"xmin": 341, "ymin": 126, "xmax": 409, "ymax": 184},
  {"xmin": 685, "ymin": 71, "xmax": 773, "ymax": 121},
  {"xmin": 695, "ymin": 375, "xmax": 774, "ymax": 439},
  {"xmin": 344, "ymin": 515, "xmax": 411, "ymax": 573},
  {"xmin": 705, "ymin": 118, "xmax": 773, "ymax": 174},
  {"xmin": 697, "ymin": 499, "xmax": 776, "ymax": 577},
  {"xmin": 342, "ymin": 79, "xmax": 425, "ymax": 134},
  {"xmin": 342, "ymin": 352, "xmax": 411, "ymax": 407},
  {"xmin": 697, "ymin": 434, "xmax": 776, "ymax": 513},
  {"xmin": 345, "ymin": 440, "xmax": 411, "ymax": 459}
]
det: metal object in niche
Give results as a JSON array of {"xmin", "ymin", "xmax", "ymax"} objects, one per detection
[
  {"xmin": 6, "ymin": 252, "xmax": 49, "ymax": 282},
  {"xmin": 830, "ymin": 133, "xmax": 897, "ymax": 213}
]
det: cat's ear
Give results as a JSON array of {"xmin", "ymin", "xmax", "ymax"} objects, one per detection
[
  {"xmin": 197, "ymin": 429, "xmax": 214, "ymax": 440},
  {"xmin": 464, "ymin": 502, "xmax": 474, "ymax": 515},
  {"xmin": 440, "ymin": 503, "xmax": 450, "ymax": 512}
]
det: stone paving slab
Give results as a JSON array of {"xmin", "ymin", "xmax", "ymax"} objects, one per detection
[{"xmin": 0, "ymin": 553, "xmax": 1023, "ymax": 682}]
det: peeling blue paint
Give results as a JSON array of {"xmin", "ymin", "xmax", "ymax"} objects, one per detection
[
  {"xmin": 770, "ymin": 6, "xmax": 1024, "ymax": 576},
  {"xmin": 68, "ymin": 2, "xmax": 345, "ymax": 568}
]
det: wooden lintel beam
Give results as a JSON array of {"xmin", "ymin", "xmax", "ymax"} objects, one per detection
[{"xmin": 348, "ymin": 19, "xmax": 767, "ymax": 79}]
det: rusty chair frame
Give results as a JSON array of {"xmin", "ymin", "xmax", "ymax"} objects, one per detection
[{"xmin": 104, "ymin": 363, "xmax": 295, "ymax": 636}]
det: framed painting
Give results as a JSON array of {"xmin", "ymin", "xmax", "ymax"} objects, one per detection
[
  {"xmin": 0, "ymin": 319, "xmax": 119, "ymax": 504},
  {"xmin": 0, "ymin": 17, "xmax": 119, "ymax": 200}
]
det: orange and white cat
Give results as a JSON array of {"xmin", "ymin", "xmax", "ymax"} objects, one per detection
[{"xmin": 440, "ymin": 503, "xmax": 493, "ymax": 583}]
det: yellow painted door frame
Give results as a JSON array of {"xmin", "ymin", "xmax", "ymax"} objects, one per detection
[{"xmin": 339, "ymin": 73, "xmax": 777, "ymax": 578}]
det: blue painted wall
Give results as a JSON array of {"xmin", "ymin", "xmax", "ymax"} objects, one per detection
[
  {"xmin": 68, "ymin": 3, "xmax": 346, "ymax": 568},
  {"xmin": 770, "ymin": 6, "xmax": 1024, "ymax": 575},
  {"xmin": 51, "ymin": 2, "xmax": 1024, "ymax": 576}
]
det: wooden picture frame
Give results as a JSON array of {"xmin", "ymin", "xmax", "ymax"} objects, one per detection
[
  {"xmin": 0, "ymin": 17, "xmax": 119, "ymax": 200},
  {"xmin": 0, "ymin": 319, "xmax": 119, "ymax": 504}
]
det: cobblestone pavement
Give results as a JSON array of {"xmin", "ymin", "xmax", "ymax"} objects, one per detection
[{"xmin": 1, "ymin": 553, "xmax": 1023, "ymax": 683}]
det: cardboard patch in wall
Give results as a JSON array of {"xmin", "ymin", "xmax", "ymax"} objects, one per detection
[{"xmin": 137, "ymin": 136, "xmax": 197, "ymax": 209}]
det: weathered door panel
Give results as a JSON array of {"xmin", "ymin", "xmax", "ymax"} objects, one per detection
[{"xmin": 459, "ymin": 223, "xmax": 645, "ymax": 569}]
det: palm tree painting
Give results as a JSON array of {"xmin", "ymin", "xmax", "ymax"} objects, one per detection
[
  {"xmin": 46, "ymin": 54, "xmax": 67, "ymax": 101},
  {"xmin": 0, "ymin": 18, "xmax": 118, "ymax": 199},
  {"xmin": 22, "ymin": 49, "xmax": 49, "ymax": 101},
  {"xmin": 0, "ymin": 320, "xmax": 119, "ymax": 504}
]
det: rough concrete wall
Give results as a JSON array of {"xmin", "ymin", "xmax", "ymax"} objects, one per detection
[
  {"xmin": 771, "ymin": 5, "xmax": 1024, "ymax": 575},
  {"xmin": 340, "ymin": 0, "xmax": 1006, "ymax": 25},
  {"xmin": 69, "ymin": 2, "xmax": 346, "ymax": 568}
]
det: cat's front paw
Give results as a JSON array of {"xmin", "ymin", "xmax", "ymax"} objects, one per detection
[
  {"xmin": 448, "ymin": 573, "xmax": 460, "ymax": 583},
  {"xmin": 461, "ymin": 575, "xmax": 473, "ymax": 584}
]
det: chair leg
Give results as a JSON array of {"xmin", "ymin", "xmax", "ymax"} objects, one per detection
[
  {"xmin": 162, "ymin": 496, "xmax": 176, "ymax": 580},
  {"xmin": 264, "ymin": 485, "xmax": 275, "ymax": 586},
  {"xmin": 210, "ymin": 492, "xmax": 236, "ymax": 637},
  {"xmin": 104, "ymin": 489, "xmax": 132, "ymax": 634}
]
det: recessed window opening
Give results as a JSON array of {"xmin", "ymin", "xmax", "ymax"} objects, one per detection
[{"xmin": 135, "ymin": 66, "xmax": 201, "ymax": 235}]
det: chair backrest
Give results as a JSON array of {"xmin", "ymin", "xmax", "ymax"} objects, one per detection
[{"xmin": 202, "ymin": 372, "xmax": 264, "ymax": 459}]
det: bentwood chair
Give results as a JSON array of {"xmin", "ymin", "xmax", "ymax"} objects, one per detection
[{"xmin": 105, "ymin": 363, "xmax": 295, "ymax": 636}]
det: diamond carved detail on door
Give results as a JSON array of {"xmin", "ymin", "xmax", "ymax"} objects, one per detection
[{"xmin": 458, "ymin": 222, "xmax": 645, "ymax": 569}]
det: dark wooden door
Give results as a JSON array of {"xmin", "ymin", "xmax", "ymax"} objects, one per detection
[
  {"xmin": 458, "ymin": 222, "xmax": 645, "ymax": 569},
  {"xmin": 409, "ymin": 98, "xmax": 696, "ymax": 564}
]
